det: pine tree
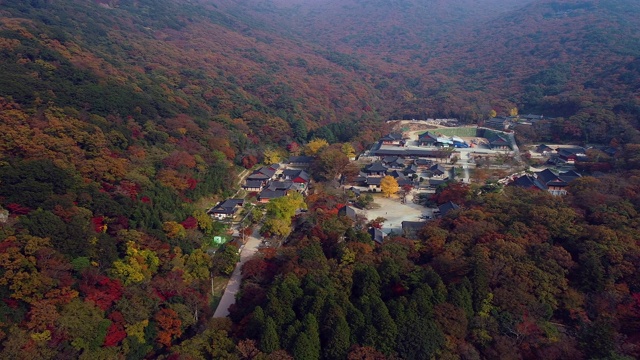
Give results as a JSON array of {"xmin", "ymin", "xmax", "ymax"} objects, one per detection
[
  {"xmin": 321, "ymin": 306, "xmax": 351, "ymax": 360},
  {"xmin": 470, "ymin": 247, "xmax": 491, "ymax": 313},
  {"xmin": 292, "ymin": 333, "xmax": 317, "ymax": 360},
  {"xmin": 259, "ymin": 317, "xmax": 280, "ymax": 354},
  {"xmin": 448, "ymin": 278, "xmax": 474, "ymax": 319},
  {"xmin": 298, "ymin": 314, "xmax": 321, "ymax": 360},
  {"xmin": 246, "ymin": 306, "xmax": 265, "ymax": 340}
]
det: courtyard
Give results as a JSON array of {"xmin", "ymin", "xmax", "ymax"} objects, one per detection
[{"xmin": 364, "ymin": 191, "xmax": 432, "ymax": 235}]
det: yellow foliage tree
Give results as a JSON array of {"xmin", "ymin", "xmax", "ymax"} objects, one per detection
[
  {"xmin": 261, "ymin": 217, "xmax": 292, "ymax": 238},
  {"xmin": 182, "ymin": 249, "xmax": 212, "ymax": 284},
  {"xmin": 125, "ymin": 320, "xmax": 149, "ymax": 343},
  {"xmin": 380, "ymin": 176, "xmax": 399, "ymax": 198},
  {"xmin": 111, "ymin": 242, "xmax": 159, "ymax": 285},
  {"xmin": 304, "ymin": 138, "xmax": 329, "ymax": 156},
  {"xmin": 341, "ymin": 143, "xmax": 356, "ymax": 159},
  {"xmin": 266, "ymin": 191, "xmax": 307, "ymax": 220},
  {"xmin": 489, "ymin": 109, "xmax": 497, "ymax": 118},
  {"xmin": 193, "ymin": 210, "xmax": 214, "ymax": 235},
  {"xmin": 510, "ymin": 107, "xmax": 518, "ymax": 117},
  {"xmin": 162, "ymin": 221, "xmax": 186, "ymax": 239},
  {"xmin": 262, "ymin": 148, "xmax": 283, "ymax": 165},
  {"xmin": 0, "ymin": 235, "xmax": 56, "ymax": 304}
]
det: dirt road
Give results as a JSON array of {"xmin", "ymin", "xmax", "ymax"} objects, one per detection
[{"xmin": 213, "ymin": 227, "xmax": 262, "ymax": 318}]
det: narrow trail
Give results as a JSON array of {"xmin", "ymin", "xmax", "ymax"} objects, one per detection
[
  {"xmin": 213, "ymin": 227, "xmax": 262, "ymax": 318},
  {"xmin": 230, "ymin": 168, "xmax": 251, "ymax": 198}
]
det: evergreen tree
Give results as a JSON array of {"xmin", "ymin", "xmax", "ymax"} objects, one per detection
[
  {"xmin": 299, "ymin": 314, "xmax": 321, "ymax": 360},
  {"xmin": 259, "ymin": 317, "xmax": 280, "ymax": 354},
  {"xmin": 321, "ymin": 305, "xmax": 351, "ymax": 360},
  {"xmin": 470, "ymin": 247, "xmax": 491, "ymax": 313},
  {"xmin": 369, "ymin": 297, "xmax": 398, "ymax": 354},
  {"xmin": 282, "ymin": 320, "xmax": 302, "ymax": 351},
  {"xmin": 448, "ymin": 278, "xmax": 474, "ymax": 319},
  {"xmin": 245, "ymin": 306, "xmax": 265, "ymax": 340},
  {"xmin": 313, "ymin": 126, "xmax": 337, "ymax": 144},
  {"xmin": 292, "ymin": 333, "xmax": 318, "ymax": 360},
  {"xmin": 409, "ymin": 285, "xmax": 435, "ymax": 318},
  {"xmin": 292, "ymin": 120, "xmax": 308, "ymax": 143},
  {"xmin": 396, "ymin": 313, "xmax": 444, "ymax": 360},
  {"xmin": 351, "ymin": 265, "xmax": 382, "ymax": 299},
  {"xmin": 345, "ymin": 302, "xmax": 366, "ymax": 345}
]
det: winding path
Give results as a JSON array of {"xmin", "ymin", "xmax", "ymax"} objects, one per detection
[{"xmin": 213, "ymin": 227, "xmax": 262, "ymax": 318}]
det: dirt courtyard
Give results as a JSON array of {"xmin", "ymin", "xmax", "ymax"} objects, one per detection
[{"xmin": 364, "ymin": 192, "xmax": 428, "ymax": 235}]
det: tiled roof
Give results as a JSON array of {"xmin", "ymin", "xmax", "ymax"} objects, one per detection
[
  {"xmin": 397, "ymin": 178, "xmax": 415, "ymax": 186},
  {"xmin": 259, "ymin": 189, "xmax": 286, "ymax": 199},
  {"xmin": 366, "ymin": 177, "xmax": 382, "ymax": 185},
  {"xmin": 429, "ymin": 178, "xmax": 448, "ymax": 186},
  {"xmin": 380, "ymin": 133, "xmax": 404, "ymax": 141},
  {"xmin": 388, "ymin": 170, "xmax": 404, "ymax": 178},
  {"xmin": 268, "ymin": 180, "xmax": 295, "ymax": 191},
  {"xmin": 368, "ymin": 227, "xmax": 385, "ymax": 244},
  {"xmin": 283, "ymin": 169, "xmax": 310, "ymax": 181},
  {"xmin": 339, "ymin": 205, "xmax": 358, "ymax": 220},
  {"xmin": 208, "ymin": 199, "xmax": 244, "ymax": 214},
  {"xmin": 287, "ymin": 156, "xmax": 314, "ymax": 164},
  {"xmin": 559, "ymin": 170, "xmax": 581, "ymax": 182},
  {"xmin": 405, "ymin": 164, "xmax": 418, "ymax": 174},
  {"xmin": 511, "ymin": 175, "xmax": 547, "ymax": 191},
  {"xmin": 536, "ymin": 169, "xmax": 559, "ymax": 184},
  {"xmin": 430, "ymin": 164, "xmax": 447, "ymax": 174},
  {"xmin": 256, "ymin": 166, "xmax": 276, "ymax": 178},
  {"xmin": 486, "ymin": 133, "xmax": 510, "ymax": 146},
  {"xmin": 558, "ymin": 147, "xmax": 585, "ymax": 156},
  {"xmin": 243, "ymin": 180, "xmax": 264, "ymax": 188},
  {"xmin": 438, "ymin": 201, "xmax": 460, "ymax": 216},
  {"xmin": 247, "ymin": 173, "xmax": 271, "ymax": 181},
  {"xmin": 418, "ymin": 131, "xmax": 438, "ymax": 141},
  {"xmin": 370, "ymin": 148, "xmax": 450, "ymax": 158},
  {"xmin": 365, "ymin": 162, "xmax": 389, "ymax": 172}
]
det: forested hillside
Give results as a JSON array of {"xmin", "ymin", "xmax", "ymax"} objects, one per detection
[
  {"xmin": 221, "ymin": 0, "xmax": 640, "ymax": 125},
  {"xmin": 1, "ymin": 0, "xmax": 640, "ymax": 358},
  {"xmin": 0, "ymin": 0, "xmax": 390, "ymax": 144},
  {"xmin": 215, "ymin": 178, "xmax": 640, "ymax": 359}
]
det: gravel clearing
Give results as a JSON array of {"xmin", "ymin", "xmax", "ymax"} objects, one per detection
[{"xmin": 364, "ymin": 192, "xmax": 428, "ymax": 235}]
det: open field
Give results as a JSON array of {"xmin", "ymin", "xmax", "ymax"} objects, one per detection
[{"xmin": 421, "ymin": 126, "xmax": 478, "ymax": 137}]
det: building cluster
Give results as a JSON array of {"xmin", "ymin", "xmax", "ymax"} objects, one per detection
[
  {"xmin": 484, "ymin": 114, "xmax": 547, "ymax": 131},
  {"xmin": 372, "ymin": 130, "xmax": 512, "ymax": 158},
  {"xmin": 417, "ymin": 132, "xmax": 469, "ymax": 148},
  {"xmin": 509, "ymin": 169, "xmax": 581, "ymax": 196},
  {"xmin": 418, "ymin": 131, "xmax": 511, "ymax": 151},
  {"xmin": 536, "ymin": 144, "xmax": 588, "ymax": 165},
  {"xmin": 352, "ymin": 157, "xmax": 450, "ymax": 191},
  {"xmin": 207, "ymin": 157, "xmax": 312, "ymax": 220}
]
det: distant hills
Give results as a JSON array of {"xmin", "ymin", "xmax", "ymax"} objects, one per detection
[
  {"xmin": 0, "ymin": 0, "xmax": 639, "ymax": 137},
  {"xmin": 217, "ymin": 0, "xmax": 640, "ymax": 123}
]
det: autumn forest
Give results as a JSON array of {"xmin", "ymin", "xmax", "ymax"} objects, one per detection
[{"xmin": 1, "ymin": 0, "xmax": 640, "ymax": 359}]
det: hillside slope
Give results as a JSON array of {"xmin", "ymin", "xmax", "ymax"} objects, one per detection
[
  {"xmin": 217, "ymin": 0, "xmax": 640, "ymax": 125},
  {"xmin": 0, "ymin": 0, "xmax": 394, "ymax": 141}
]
